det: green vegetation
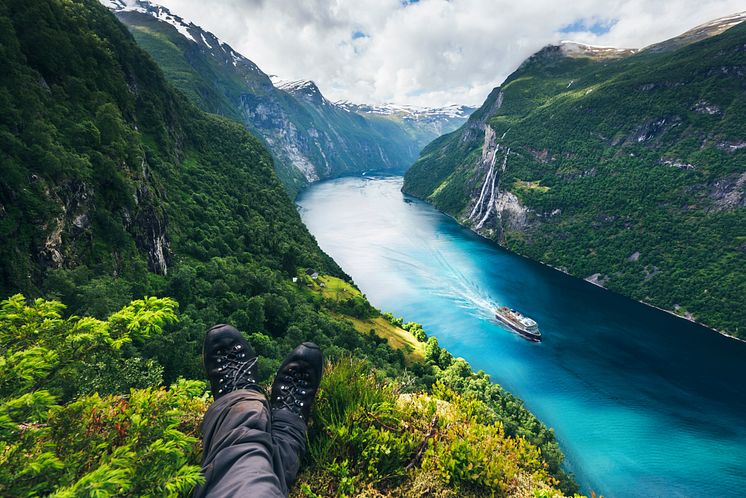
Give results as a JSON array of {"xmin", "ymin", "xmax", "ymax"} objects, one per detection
[
  {"xmin": 0, "ymin": 294, "xmax": 206, "ymax": 497},
  {"xmin": 297, "ymin": 360, "xmax": 564, "ymax": 497},
  {"xmin": 404, "ymin": 27, "xmax": 746, "ymax": 337},
  {"xmin": 514, "ymin": 180, "xmax": 551, "ymax": 193},
  {"xmin": 332, "ymin": 314, "xmax": 426, "ymax": 364},
  {"xmin": 1, "ymin": 293, "xmax": 580, "ymax": 497},
  {"xmin": 302, "ymin": 275, "xmax": 425, "ymax": 363},
  {"xmin": 114, "ymin": 8, "xmax": 429, "ymax": 196},
  {"xmin": 0, "ymin": 1, "xmax": 576, "ymax": 496}
]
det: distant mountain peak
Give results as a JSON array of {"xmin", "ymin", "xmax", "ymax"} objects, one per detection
[
  {"xmin": 102, "ymin": 0, "xmax": 198, "ymax": 42},
  {"xmin": 276, "ymin": 79, "xmax": 321, "ymax": 93},
  {"xmin": 558, "ymin": 40, "xmax": 637, "ymax": 59},
  {"xmin": 643, "ymin": 11, "xmax": 746, "ymax": 53},
  {"xmin": 335, "ymin": 101, "xmax": 475, "ymax": 121},
  {"xmin": 101, "ymin": 0, "xmax": 265, "ymax": 78},
  {"xmin": 545, "ymin": 11, "xmax": 746, "ymax": 60},
  {"xmin": 106, "ymin": 0, "xmax": 473, "ymax": 188},
  {"xmin": 274, "ymin": 79, "xmax": 328, "ymax": 105}
]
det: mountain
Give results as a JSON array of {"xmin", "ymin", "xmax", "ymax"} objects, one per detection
[
  {"xmin": 103, "ymin": 0, "xmax": 472, "ymax": 196},
  {"xmin": 335, "ymin": 100, "xmax": 476, "ymax": 149},
  {"xmin": 403, "ymin": 13, "xmax": 746, "ymax": 338},
  {"xmin": 0, "ymin": 0, "xmax": 341, "ymax": 302},
  {"xmin": 0, "ymin": 0, "xmax": 572, "ymax": 495}
]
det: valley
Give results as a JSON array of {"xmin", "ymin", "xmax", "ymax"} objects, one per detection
[
  {"xmin": 404, "ymin": 14, "xmax": 746, "ymax": 338},
  {"xmin": 1, "ymin": 1, "xmax": 744, "ymax": 496}
]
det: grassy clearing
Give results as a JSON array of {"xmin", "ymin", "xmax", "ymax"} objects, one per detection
[
  {"xmin": 312, "ymin": 274, "xmax": 362, "ymax": 300},
  {"xmin": 513, "ymin": 179, "xmax": 550, "ymax": 192},
  {"xmin": 333, "ymin": 313, "xmax": 425, "ymax": 365},
  {"xmin": 303, "ymin": 275, "xmax": 425, "ymax": 364}
]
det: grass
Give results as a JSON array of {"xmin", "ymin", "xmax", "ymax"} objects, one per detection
[
  {"xmin": 303, "ymin": 275, "xmax": 425, "ymax": 364},
  {"xmin": 312, "ymin": 275, "xmax": 362, "ymax": 301},
  {"xmin": 333, "ymin": 313, "xmax": 425, "ymax": 365},
  {"xmin": 513, "ymin": 179, "xmax": 550, "ymax": 192}
]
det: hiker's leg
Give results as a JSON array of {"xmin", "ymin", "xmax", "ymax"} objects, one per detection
[
  {"xmin": 271, "ymin": 409, "xmax": 308, "ymax": 487},
  {"xmin": 194, "ymin": 388, "xmax": 287, "ymax": 498},
  {"xmin": 269, "ymin": 342, "xmax": 324, "ymax": 487}
]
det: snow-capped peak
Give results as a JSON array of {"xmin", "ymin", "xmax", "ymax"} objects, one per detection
[
  {"xmin": 558, "ymin": 40, "xmax": 637, "ymax": 58},
  {"xmin": 275, "ymin": 79, "xmax": 321, "ymax": 94},
  {"xmin": 335, "ymin": 101, "xmax": 475, "ymax": 121},
  {"xmin": 273, "ymin": 79, "xmax": 331, "ymax": 106},
  {"xmin": 102, "ymin": 0, "xmax": 198, "ymax": 42},
  {"xmin": 102, "ymin": 0, "xmax": 267, "ymax": 76},
  {"xmin": 643, "ymin": 11, "xmax": 746, "ymax": 53},
  {"xmin": 690, "ymin": 11, "xmax": 746, "ymax": 31}
]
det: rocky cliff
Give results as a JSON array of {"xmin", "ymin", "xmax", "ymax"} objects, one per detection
[
  {"xmin": 404, "ymin": 13, "xmax": 746, "ymax": 338},
  {"xmin": 104, "ymin": 0, "xmax": 472, "ymax": 196}
]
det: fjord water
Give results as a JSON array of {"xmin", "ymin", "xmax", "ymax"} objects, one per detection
[{"xmin": 297, "ymin": 176, "xmax": 746, "ymax": 497}]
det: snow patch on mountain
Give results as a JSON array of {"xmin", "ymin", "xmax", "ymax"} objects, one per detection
[
  {"xmin": 274, "ymin": 79, "xmax": 330, "ymax": 106},
  {"xmin": 693, "ymin": 11, "xmax": 746, "ymax": 31},
  {"xmin": 335, "ymin": 101, "xmax": 475, "ymax": 121},
  {"xmin": 200, "ymin": 33, "xmax": 212, "ymax": 49},
  {"xmin": 643, "ymin": 11, "xmax": 746, "ymax": 53},
  {"xmin": 559, "ymin": 41, "xmax": 637, "ymax": 58},
  {"xmin": 102, "ymin": 0, "xmax": 197, "ymax": 43}
]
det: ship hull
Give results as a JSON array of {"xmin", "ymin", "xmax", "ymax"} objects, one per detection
[{"xmin": 495, "ymin": 314, "xmax": 542, "ymax": 342}]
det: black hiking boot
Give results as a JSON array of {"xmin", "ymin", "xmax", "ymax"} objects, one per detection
[
  {"xmin": 203, "ymin": 324, "xmax": 258, "ymax": 399},
  {"xmin": 270, "ymin": 342, "xmax": 323, "ymax": 422}
]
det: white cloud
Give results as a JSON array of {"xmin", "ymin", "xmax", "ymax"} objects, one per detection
[{"xmin": 154, "ymin": 0, "xmax": 746, "ymax": 107}]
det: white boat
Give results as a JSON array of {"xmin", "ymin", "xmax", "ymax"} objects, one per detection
[{"xmin": 495, "ymin": 306, "xmax": 541, "ymax": 342}]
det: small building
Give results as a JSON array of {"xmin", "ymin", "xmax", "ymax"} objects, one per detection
[{"xmin": 305, "ymin": 268, "xmax": 319, "ymax": 280}]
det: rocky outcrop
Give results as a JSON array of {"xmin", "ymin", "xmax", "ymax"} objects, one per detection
[
  {"xmin": 465, "ymin": 125, "xmax": 528, "ymax": 238},
  {"xmin": 494, "ymin": 190, "xmax": 529, "ymax": 232},
  {"xmin": 631, "ymin": 116, "xmax": 682, "ymax": 143},
  {"xmin": 131, "ymin": 159, "xmax": 170, "ymax": 275},
  {"xmin": 709, "ymin": 171, "xmax": 746, "ymax": 211},
  {"xmin": 39, "ymin": 180, "xmax": 93, "ymax": 270},
  {"xmin": 584, "ymin": 273, "xmax": 610, "ymax": 288},
  {"xmin": 460, "ymin": 89, "xmax": 503, "ymax": 144},
  {"xmin": 134, "ymin": 203, "xmax": 169, "ymax": 275},
  {"xmin": 34, "ymin": 168, "xmax": 170, "ymax": 278}
]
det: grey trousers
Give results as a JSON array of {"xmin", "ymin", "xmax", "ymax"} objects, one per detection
[{"xmin": 193, "ymin": 388, "xmax": 307, "ymax": 497}]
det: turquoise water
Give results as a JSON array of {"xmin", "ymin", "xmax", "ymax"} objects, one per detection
[{"xmin": 296, "ymin": 176, "xmax": 746, "ymax": 497}]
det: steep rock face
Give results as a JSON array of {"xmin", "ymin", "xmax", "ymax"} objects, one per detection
[
  {"xmin": 404, "ymin": 14, "xmax": 746, "ymax": 337},
  {"xmin": 460, "ymin": 124, "xmax": 529, "ymax": 240},
  {"xmin": 105, "ymin": 1, "xmax": 472, "ymax": 196}
]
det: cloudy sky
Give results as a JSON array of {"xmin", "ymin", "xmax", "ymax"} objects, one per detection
[{"xmin": 154, "ymin": 0, "xmax": 745, "ymax": 107}]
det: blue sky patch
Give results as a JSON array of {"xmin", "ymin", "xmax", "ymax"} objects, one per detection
[
  {"xmin": 352, "ymin": 31, "xmax": 367, "ymax": 40},
  {"xmin": 560, "ymin": 17, "xmax": 618, "ymax": 35}
]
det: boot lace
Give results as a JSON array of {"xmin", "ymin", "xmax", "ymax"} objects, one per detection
[
  {"xmin": 274, "ymin": 367, "xmax": 311, "ymax": 419},
  {"xmin": 215, "ymin": 343, "xmax": 257, "ymax": 395}
]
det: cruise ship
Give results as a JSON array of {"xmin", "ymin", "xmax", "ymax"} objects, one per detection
[{"xmin": 495, "ymin": 306, "xmax": 541, "ymax": 342}]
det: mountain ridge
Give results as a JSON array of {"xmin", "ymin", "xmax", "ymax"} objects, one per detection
[
  {"xmin": 0, "ymin": 1, "xmax": 574, "ymax": 496},
  {"xmin": 104, "ymin": 0, "xmax": 472, "ymax": 195},
  {"xmin": 403, "ymin": 13, "xmax": 746, "ymax": 338}
]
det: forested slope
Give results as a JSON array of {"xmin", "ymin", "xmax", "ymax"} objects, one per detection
[
  {"xmin": 0, "ymin": 0, "xmax": 577, "ymax": 495},
  {"xmin": 404, "ymin": 17, "xmax": 746, "ymax": 337},
  {"xmin": 106, "ymin": 0, "xmax": 469, "ymax": 196}
]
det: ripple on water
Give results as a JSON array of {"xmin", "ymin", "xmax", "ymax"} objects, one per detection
[{"xmin": 297, "ymin": 175, "xmax": 746, "ymax": 498}]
